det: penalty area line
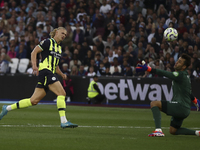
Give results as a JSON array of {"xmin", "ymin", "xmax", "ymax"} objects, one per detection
[{"xmin": 0, "ymin": 124, "xmax": 199, "ymax": 130}]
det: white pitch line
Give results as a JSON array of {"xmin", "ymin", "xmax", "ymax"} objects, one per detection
[{"xmin": 0, "ymin": 124, "xmax": 199, "ymax": 130}]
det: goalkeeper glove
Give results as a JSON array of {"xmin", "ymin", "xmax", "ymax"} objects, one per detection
[
  {"xmin": 136, "ymin": 64, "xmax": 152, "ymax": 72},
  {"xmin": 193, "ymin": 97, "xmax": 200, "ymax": 111}
]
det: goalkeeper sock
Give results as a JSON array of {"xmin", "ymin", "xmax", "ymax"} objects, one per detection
[
  {"xmin": 151, "ymin": 106, "xmax": 161, "ymax": 129},
  {"xmin": 7, "ymin": 98, "xmax": 32, "ymax": 111},
  {"xmin": 175, "ymin": 128, "xmax": 195, "ymax": 135},
  {"xmin": 57, "ymin": 95, "xmax": 67, "ymax": 123}
]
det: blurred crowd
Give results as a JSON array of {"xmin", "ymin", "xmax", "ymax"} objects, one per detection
[{"xmin": 0, "ymin": 0, "xmax": 200, "ymax": 79}]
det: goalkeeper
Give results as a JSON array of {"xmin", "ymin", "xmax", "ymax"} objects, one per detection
[{"xmin": 136, "ymin": 54, "xmax": 200, "ymax": 137}]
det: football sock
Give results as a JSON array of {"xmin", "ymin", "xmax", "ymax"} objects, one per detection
[
  {"xmin": 151, "ymin": 106, "xmax": 161, "ymax": 129},
  {"xmin": 195, "ymin": 131, "xmax": 200, "ymax": 136},
  {"xmin": 155, "ymin": 128, "xmax": 162, "ymax": 132},
  {"xmin": 175, "ymin": 128, "xmax": 195, "ymax": 135},
  {"xmin": 7, "ymin": 98, "xmax": 32, "ymax": 111},
  {"xmin": 57, "ymin": 95, "xmax": 67, "ymax": 123}
]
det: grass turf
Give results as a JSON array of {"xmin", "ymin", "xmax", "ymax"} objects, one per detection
[{"xmin": 0, "ymin": 104, "xmax": 199, "ymax": 150}]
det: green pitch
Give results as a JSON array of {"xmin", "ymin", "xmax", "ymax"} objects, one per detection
[{"xmin": 0, "ymin": 104, "xmax": 199, "ymax": 150}]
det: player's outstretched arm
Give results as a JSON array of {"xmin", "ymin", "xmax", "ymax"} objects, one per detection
[{"xmin": 136, "ymin": 63, "xmax": 183, "ymax": 82}]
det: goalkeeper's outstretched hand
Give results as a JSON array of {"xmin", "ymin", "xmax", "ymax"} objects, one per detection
[
  {"xmin": 193, "ymin": 98, "xmax": 200, "ymax": 111},
  {"xmin": 136, "ymin": 64, "xmax": 152, "ymax": 73}
]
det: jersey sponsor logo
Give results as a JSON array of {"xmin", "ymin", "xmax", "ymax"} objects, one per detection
[
  {"xmin": 50, "ymin": 51, "xmax": 61, "ymax": 59},
  {"xmin": 173, "ymin": 72, "xmax": 179, "ymax": 77}
]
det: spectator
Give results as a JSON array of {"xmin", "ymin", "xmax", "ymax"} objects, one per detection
[
  {"xmin": 147, "ymin": 28, "xmax": 156, "ymax": 43},
  {"xmin": 0, "ymin": 48, "xmax": 10, "ymax": 62},
  {"xmin": 151, "ymin": 37, "xmax": 160, "ymax": 54},
  {"xmin": 103, "ymin": 22, "xmax": 118, "ymax": 41},
  {"xmin": 187, "ymin": 45, "xmax": 194, "ymax": 58},
  {"xmin": 103, "ymin": 56, "xmax": 110, "ymax": 68},
  {"xmin": 72, "ymin": 25, "xmax": 84, "ymax": 45},
  {"xmin": 95, "ymin": 53, "xmax": 102, "ymax": 68},
  {"xmin": 133, "ymin": 49, "xmax": 144, "ymax": 67},
  {"xmin": 112, "ymin": 66, "xmax": 123, "ymax": 76},
  {"xmin": 84, "ymin": 50, "xmax": 93, "ymax": 66},
  {"xmin": 99, "ymin": 0, "xmax": 111, "ymax": 15},
  {"xmin": 0, "ymin": 0, "xmax": 199, "ymax": 79},
  {"xmin": 165, "ymin": 13, "xmax": 175, "ymax": 27},
  {"xmin": 163, "ymin": 42, "xmax": 172, "ymax": 57},
  {"xmin": 145, "ymin": 47, "xmax": 157, "ymax": 60},
  {"xmin": 110, "ymin": 57, "xmax": 121, "ymax": 74},
  {"xmin": 66, "ymin": 0, "xmax": 76, "ymax": 9},
  {"xmin": 70, "ymin": 59, "xmax": 80, "ymax": 70},
  {"xmin": 154, "ymin": 28, "xmax": 163, "ymax": 44},
  {"xmin": 102, "ymin": 36, "xmax": 114, "ymax": 53},
  {"xmin": 62, "ymin": 63, "xmax": 70, "ymax": 75},
  {"xmin": 163, "ymin": 52, "xmax": 171, "ymax": 66},
  {"xmin": 135, "ymin": 42, "xmax": 145, "ymax": 56},
  {"xmin": 177, "ymin": 22, "xmax": 187, "ymax": 35},
  {"xmin": 113, "ymin": 35, "xmax": 123, "ymax": 48},
  {"xmin": 93, "ymin": 35, "xmax": 105, "ymax": 54},
  {"xmin": 87, "ymin": 66, "xmax": 96, "ymax": 76},
  {"xmin": 180, "ymin": 0, "xmax": 189, "ymax": 13},
  {"xmin": 123, "ymin": 64, "xmax": 133, "ymax": 76},
  {"xmin": 0, "ymin": 53, "xmax": 9, "ymax": 73},
  {"xmin": 108, "ymin": 50, "xmax": 114, "ymax": 63},
  {"xmin": 171, "ymin": 46, "xmax": 181, "ymax": 63},
  {"xmin": 78, "ymin": 65, "xmax": 87, "ymax": 76},
  {"xmin": 88, "ymin": 59, "xmax": 98, "ymax": 73},
  {"xmin": 70, "ymin": 65, "xmax": 78, "ymax": 75},
  {"xmin": 97, "ymin": 62, "xmax": 106, "ymax": 76},
  {"xmin": 103, "ymin": 67, "xmax": 111, "ymax": 76},
  {"xmin": 7, "ymin": 45, "xmax": 16, "ymax": 59},
  {"xmin": 185, "ymin": 17, "xmax": 192, "ymax": 32},
  {"xmin": 123, "ymin": 41, "xmax": 137, "ymax": 52}
]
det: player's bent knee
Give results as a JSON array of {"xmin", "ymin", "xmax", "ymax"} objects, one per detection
[
  {"xmin": 150, "ymin": 101, "xmax": 156, "ymax": 108},
  {"xmin": 169, "ymin": 127, "xmax": 177, "ymax": 135},
  {"xmin": 56, "ymin": 89, "xmax": 66, "ymax": 97},
  {"xmin": 169, "ymin": 130, "xmax": 176, "ymax": 135},
  {"xmin": 60, "ymin": 91, "xmax": 66, "ymax": 97},
  {"xmin": 150, "ymin": 101, "xmax": 161, "ymax": 108}
]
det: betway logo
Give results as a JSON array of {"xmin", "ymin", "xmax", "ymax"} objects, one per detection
[{"xmin": 93, "ymin": 79, "xmax": 173, "ymax": 101}]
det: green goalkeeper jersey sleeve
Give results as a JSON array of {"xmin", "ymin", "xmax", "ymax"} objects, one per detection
[{"xmin": 151, "ymin": 69, "xmax": 191, "ymax": 109}]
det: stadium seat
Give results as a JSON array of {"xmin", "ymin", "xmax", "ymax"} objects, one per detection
[
  {"xmin": 18, "ymin": 58, "xmax": 30, "ymax": 73},
  {"xmin": 9, "ymin": 58, "xmax": 19, "ymax": 74}
]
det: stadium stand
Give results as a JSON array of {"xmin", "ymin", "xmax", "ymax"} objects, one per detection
[{"xmin": 0, "ymin": 0, "xmax": 200, "ymax": 79}]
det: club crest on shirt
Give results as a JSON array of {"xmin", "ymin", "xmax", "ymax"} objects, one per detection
[{"xmin": 173, "ymin": 71, "xmax": 179, "ymax": 77}]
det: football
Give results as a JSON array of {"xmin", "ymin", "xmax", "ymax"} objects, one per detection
[{"xmin": 163, "ymin": 27, "xmax": 178, "ymax": 41}]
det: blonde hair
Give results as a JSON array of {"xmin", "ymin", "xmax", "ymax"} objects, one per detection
[
  {"xmin": 50, "ymin": 27, "xmax": 66, "ymax": 38},
  {"xmin": 157, "ymin": 4, "xmax": 167, "ymax": 16}
]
